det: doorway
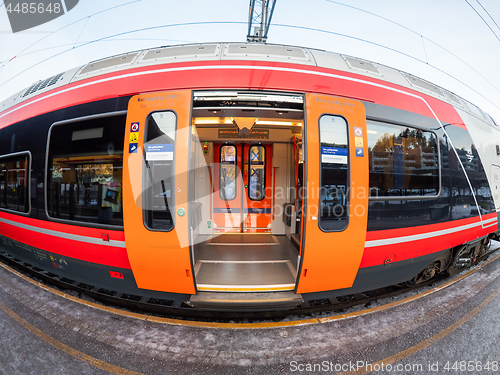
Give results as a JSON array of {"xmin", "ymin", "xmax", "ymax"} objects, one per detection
[{"xmin": 188, "ymin": 90, "xmax": 304, "ymax": 293}]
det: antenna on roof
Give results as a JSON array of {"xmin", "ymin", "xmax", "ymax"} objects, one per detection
[{"xmin": 246, "ymin": 0, "xmax": 277, "ymax": 43}]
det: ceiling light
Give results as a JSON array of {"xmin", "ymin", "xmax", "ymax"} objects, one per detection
[{"xmin": 255, "ymin": 120, "xmax": 294, "ymax": 126}]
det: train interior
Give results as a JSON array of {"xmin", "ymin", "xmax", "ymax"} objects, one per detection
[{"xmin": 188, "ymin": 91, "xmax": 304, "ymax": 299}]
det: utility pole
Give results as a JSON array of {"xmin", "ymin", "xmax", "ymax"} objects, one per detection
[{"xmin": 247, "ymin": 0, "xmax": 277, "ymax": 43}]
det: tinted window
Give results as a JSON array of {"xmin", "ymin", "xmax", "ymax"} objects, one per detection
[
  {"xmin": 47, "ymin": 115, "xmax": 125, "ymax": 225},
  {"xmin": 0, "ymin": 153, "xmax": 30, "ymax": 213},
  {"xmin": 143, "ymin": 111, "xmax": 176, "ymax": 231},
  {"xmin": 319, "ymin": 115, "xmax": 349, "ymax": 231},
  {"xmin": 444, "ymin": 124, "xmax": 495, "ymax": 214},
  {"xmin": 367, "ymin": 121, "xmax": 439, "ymax": 198}
]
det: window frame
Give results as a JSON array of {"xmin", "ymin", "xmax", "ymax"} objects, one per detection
[
  {"xmin": 0, "ymin": 151, "xmax": 31, "ymax": 216},
  {"xmin": 44, "ymin": 111, "xmax": 127, "ymax": 228},
  {"xmin": 219, "ymin": 144, "xmax": 238, "ymax": 201},
  {"xmin": 318, "ymin": 114, "xmax": 351, "ymax": 233},
  {"xmin": 142, "ymin": 110, "xmax": 178, "ymax": 233},
  {"xmin": 366, "ymin": 119, "xmax": 442, "ymax": 201},
  {"xmin": 248, "ymin": 144, "xmax": 267, "ymax": 202}
]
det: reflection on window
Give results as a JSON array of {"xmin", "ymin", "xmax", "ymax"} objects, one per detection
[
  {"xmin": 367, "ymin": 121, "xmax": 439, "ymax": 198},
  {"xmin": 220, "ymin": 145, "xmax": 237, "ymax": 201},
  {"xmin": 249, "ymin": 145, "xmax": 266, "ymax": 201},
  {"xmin": 47, "ymin": 115, "xmax": 125, "ymax": 225},
  {"xmin": 319, "ymin": 115, "xmax": 349, "ymax": 231},
  {"xmin": 0, "ymin": 154, "xmax": 29, "ymax": 213},
  {"xmin": 143, "ymin": 111, "xmax": 176, "ymax": 231},
  {"xmin": 444, "ymin": 124, "xmax": 495, "ymax": 214}
]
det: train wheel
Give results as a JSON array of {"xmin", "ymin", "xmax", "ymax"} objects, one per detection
[{"xmin": 404, "ymin": 261, "xmax": 441, "ymax": 286}]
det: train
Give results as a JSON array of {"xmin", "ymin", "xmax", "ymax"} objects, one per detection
[{"xmin": 1, "ymin": 42, "xmax": 499, "ymax": 311}]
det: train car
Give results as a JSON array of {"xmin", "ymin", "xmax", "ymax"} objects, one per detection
[{"xmin": 1, "ymin": 43, "xmax": 499, "ymax": 311}]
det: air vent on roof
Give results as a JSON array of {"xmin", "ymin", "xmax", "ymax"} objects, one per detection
[
  {"xmin": 479, "ymin": 108, "xmax": 493, "ymax": 123},
  {"xmin": 78, "ymin": 52, "xmax": 140, "ymax": 76},
  {"xmin": 404, "ymin": 74, "xmax": 444, "ymax": 97},
  {"xmin": 443, "ymin": 91, "xmax": 462, "ymax": 106},
  {"xmin": 224, "ymin": 44, "xmax": 310, "ymax": 62},
  {"xmin": 342, "ymin": 56, "xmax": 380, "ymax": 75},
  {"xmin": 141, "ymin": 44, "xmax": 220, "ymax": 62},
  {"xmin": 22, "ymin": 73, "xmax": 64, "ymax": 97},
  {"xmin": 464, "ymin": 101, "xmax": 493, "ymax": 124}
]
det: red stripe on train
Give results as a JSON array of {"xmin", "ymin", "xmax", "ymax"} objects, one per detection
[
  {"xmin": 365, "ymin": 213, "xmax": 496, "ymax": 241},
  {"xmin": 0, "ymin": 211, "xmax": 125, "ymax": 241},
  {"xmin": 360, "ymin": 213, "xmax": 497, "ymax": 268},
  {"xmin": 0, "ymin": 212, "xmax": 130, "ymax": 269}
]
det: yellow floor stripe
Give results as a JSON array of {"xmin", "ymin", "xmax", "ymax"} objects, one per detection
[
  {"xmin": 0, "ymin": 252, "xmax": 499, "ymax": 329},
  {"xmin": 337, "ymin": 287, "xmax": 500, "ymax": 375},
  {"xmin": 0, "ymin": 300, "xmax": 146, "ymax": 375}
]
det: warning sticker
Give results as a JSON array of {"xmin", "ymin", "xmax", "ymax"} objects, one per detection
[
  {"xmin": 130, "ymin": 122, "xmax": 140, "ymax": 132},
  {"xmin": 354, "ymin": 127, "xmax": 363, "ymax": 137},
  {"xmin": 129, "ymin": 133, "xmax": 139, "ymax": 143},
  {"xmin": 355, "ymin": 137, "xmax": 363, "ymax": 147}
]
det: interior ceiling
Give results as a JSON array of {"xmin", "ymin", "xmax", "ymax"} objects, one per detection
[
  {"xmin": 193, "ymin": 116, "xmax": 303, "ymax": 128},
  {"xmin": 192, "ymin": 107, "xmax": 303, "ymax": 120},
  {"xmin": 192, "ymin": 91, "xmax": 304, "ymax": 134}
]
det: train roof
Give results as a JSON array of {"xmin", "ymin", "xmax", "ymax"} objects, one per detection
[{"xmin": 1, "ymin": 42, "xmax": 497, "ymax": 128}]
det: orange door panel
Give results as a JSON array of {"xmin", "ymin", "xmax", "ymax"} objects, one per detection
[
  {"xmin": 123, "ymin": 90, "xmax": 195, "ymax": 294},
  {"xmin": 296, "ymin": 94, "xmax": 368, "ymax": 293}
]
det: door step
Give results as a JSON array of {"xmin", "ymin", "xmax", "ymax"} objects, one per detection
[
  {"xmin": 195, "ymin": 260, "xmax": 296, "ymax": 292},
  {"xmin": 188, "ymin": 291, "xmax": 304, "ymax": 311}
]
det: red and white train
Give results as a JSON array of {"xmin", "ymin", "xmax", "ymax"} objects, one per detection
[{"xmin": 0, "ymin": 43, "xmax": 499, "ymax": 310}]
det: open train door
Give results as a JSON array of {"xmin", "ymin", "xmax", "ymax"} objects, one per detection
[
  {"xmin": 122, "ymin": 90, "xmax": 195, "ymax": 294},
  {"xmin": 296, "ymin": 94, "xmax": 369, "ymax": 293}
]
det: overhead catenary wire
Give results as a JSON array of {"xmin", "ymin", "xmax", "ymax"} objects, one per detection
[
  {"xmin": 3, "ymin": 0, "xmax": 142, "ymax": 64},
  {"xmin": 475, "ymin": 0, "xmax": 500, "ymax": 31},
  {"xmin": 1, "ymin": 1, "xmax": 499, "ymax": 114},
  {"xmin": 465, "ymin": 0, "xmax": 500, "ymax": 42},
  {"xmin": 324, "ymin": 0, "xmax": 500, "ymax": 97},
  {"xmin": 1, "ymin": 19, "xmax": 499, "ymax": 114}
]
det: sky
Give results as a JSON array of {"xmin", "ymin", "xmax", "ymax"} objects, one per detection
[{"xmin": 0, "ymin": 0, "xmax": 499, "ymax": 122}]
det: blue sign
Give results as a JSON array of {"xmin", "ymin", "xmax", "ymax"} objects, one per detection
[
  {"xmin": 129, "ymin": 143, "xmax": 138, "ymax": 153},
  {"xmin": 322, "ymin": 146, "xmax": 348, "ymax": 164},
  {"xmin": 146, "ymin": 144, "xmax": 174, "ymax": 161},
  {"xmin": 355, "ymin": 147, "xmax": 364, "ymax": 157}
]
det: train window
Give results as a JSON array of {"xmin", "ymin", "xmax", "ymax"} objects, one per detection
[
  {"xmin": 143, "ymin": 111, "xmax": 176, "ymax": 231},
  {"xmin": 444, "ymin": 124, "xmax": 495, "ymax": 214},
  {"xmin": 220, "ymin": 145, "xmax": 237, "ymax": 201},
  {"xmin": 47, "ymin": 114, "xmax": 126, "ymax": 226},
  {"xmin": 319, "ymin": 115, "xmax": 349, "ymax": 232},
  {"xmin": 367, "ymin": 121, "xmax": 439, "ymax": 198},
  {"xmin": 0, "ymin": 153, "xmax": 30, "ymax": 214},
  {"xmin": 248, "ymin": 145, "xmax": 266, "ymax": 201}
]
